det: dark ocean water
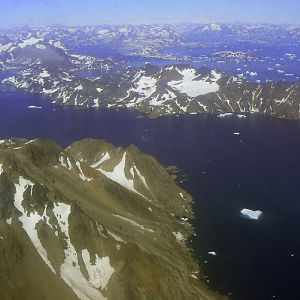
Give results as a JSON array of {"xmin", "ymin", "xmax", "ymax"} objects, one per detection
[
  {"xmin": 1, "ymin": 90, "xmax": 300, "ymax": 299},
  {"xmin": 163, "ymin": 42, "xmax": 300, "ymax": 83}
]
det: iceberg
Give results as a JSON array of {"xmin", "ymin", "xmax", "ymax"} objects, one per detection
[{"xmin": 241, "ymin": 208, "xmax": 262, "ymax": 220}]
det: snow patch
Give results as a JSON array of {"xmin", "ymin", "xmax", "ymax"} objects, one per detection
[
  {"xmin": 98, "ymin": 152, "xmax": 149, "ymax": 199},
  {"xmin": 75, "ymin": 84, "xmax": 83, "ymax": 91},
  {"xmin": 39, "ymin": 70, "xmax": 50, "ymax": 78},
  {"xmin": 59, "ymin": 156, "xmax": 73, "ymax": 170},
  {"xmin": 107, "ymin": 230, "xmax": 126, "ymax": 243},
  {"xmin": 43, "ymin": 87, "xmax": 59, "ymax": 94},
  {"xmin": 173, "ymin": 231, "xmax": 184, "ymax": 242},
  {"xmin": 76, "ymin": 161, "xmax": 92, "ymax": 182},
  {"xmin": 81, "ymin": 249, "xmax": 115, "ymax": 290},
  {"xmin": 168, "ymin": 68, "xmax": 220, "ymax": 97},
  {"xmin": 113, "ymin": 214, "xmax": 154, "ymax": 233},
  {"xmin": 53, "ymin": 203, "xmax": 108, "ymax": 300},
  {"xmin": 18, "ymin": 37, "xmax": 41, "ymax": 48},
  {"xmin": 0, "ymin": 43, "xmax": 13, "ymax": 52},
  {"xmin": 131, "ymin": 75, "xmax": 157, "ymax": 98},
  {"xmin": 203, "ymin": 23, "xmax": 222, "ymax": 31},
  {"xmin": 90, "ymin": 153, "xmax": 111, "ymax": 169},
  {"xmin": 14, "ymin": 177, "xmax": 55, "ymax": 273},
  {"xmin": 36, "ymin": 44, "xmax": 46, "ymax": 50},
  {"xmin": 130, "ymin": 163, "xmax": 149, "ymax": 190}
]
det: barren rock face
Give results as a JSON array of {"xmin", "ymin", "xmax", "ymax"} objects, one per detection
[{"xmin": 0, "ymin": 138, "xmax": 226, "ymax": 300}]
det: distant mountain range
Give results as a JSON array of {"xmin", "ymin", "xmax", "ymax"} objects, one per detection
[
  {"xmin": 1, "ymin": 24, "xmax": 299, "ymax": 299},
  {"xmin": 0, "ymin": 24, "xmax": 300, "ymax": 120},
  {"xmin": 3, "ymin": 63, "xmax": 300, "ymax": 119},
  {"xmin": 0, "ymin": 36, "xmax": 118, "ymax": 70},
  {"xmin": 0, "ymin": 138, "xmax": 227, "ymax": 300},
  {"xmin": 1, "ymin": 23, "xmax": 300, "ymax": 59}
]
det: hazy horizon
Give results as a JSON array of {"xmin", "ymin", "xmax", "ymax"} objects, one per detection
[
  {"xmin": 1, "ymin": 0, "xmax": 299, "ymax": 27},
  {"xmin": 1, "ymin": 21, "xmax": 300, "ymax": 29}
]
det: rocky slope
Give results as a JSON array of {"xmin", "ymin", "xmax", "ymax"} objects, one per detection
[
  {"xmin": 0, "ymin": 36, "xmax": 118, "ymax": 72},
  {"xmin": 3, "ymin": 63, "xmax": 300, "ymax": 120},
  {"xmin": 0, "ymin": 37, "xmax": 70, "ymax": 67},
  {"xmin": 0, "ymin": 138, "xmax": 226, "ymax": 300}
]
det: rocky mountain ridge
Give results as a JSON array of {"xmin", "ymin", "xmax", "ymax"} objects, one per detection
[
  {"xmin": 1, "ymin": 23, "xmax": 300, "ymax": 66},
  {"xmin": 0, "ymin": 36, "xmax": 118, "ymax": 72},
  {"xmin": 0, "ymin": 138, "xmax": 226, "ymax": 300},
  {"xmin": 3, "ymin": 63, "xmax": 300, "ymax": 120}
]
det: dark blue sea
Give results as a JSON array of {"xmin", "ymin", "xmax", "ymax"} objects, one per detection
[{"xmin": 1, "ymin": 89, "xmax": 300, "ymax": 300}]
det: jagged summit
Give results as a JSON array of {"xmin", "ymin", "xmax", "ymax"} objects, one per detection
[
  {"xmin": 0, "ymin": 138, "xmax": 226, "ymax": 300},
  {"xmin": 67, "ymin": 138, "xmax": 191, "ymax": 214}
]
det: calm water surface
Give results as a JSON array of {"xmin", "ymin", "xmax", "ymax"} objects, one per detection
[{"xmin": 1, "ymin": 90, "xmax": 300, "ymax": 300}]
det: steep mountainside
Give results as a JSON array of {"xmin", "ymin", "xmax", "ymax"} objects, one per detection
[
  {"xmin": 3, "ymin": 64, "xmax": 300, "ymax": 120},
  {"xmin": 0, "ymin": 37, "xmax": 70, "ymax": 67},
  {"xmin": 0, "ymin": 138, "xmax": 226, "ymax": 300},
  {"xmin": 0, "ymin": 36, "xmax": 118, "ymax": 71}
]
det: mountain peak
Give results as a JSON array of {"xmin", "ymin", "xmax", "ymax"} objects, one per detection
[{"xmin": 0, "ymin": 138, "xmax": 225, "ymax": 299}]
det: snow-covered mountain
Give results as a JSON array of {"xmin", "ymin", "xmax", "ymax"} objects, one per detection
[
  {"xmin": 0, "ymin": 138, "xmax": 227, "ymax": 300},
  {"xmin": 1, "ymin": 24, "xmax": 300, "ymax": 120},
  {"xmin": 2, "ymin": 23, "xmax": 300, "ymax": 62},
  {"xmin": 3, "ymin": 63, "xmax": 300, "ymax": 120},
  {"xmin": 0, "ymin": 36, "xmax": 70, "ymax": 67},
  {"xmin": 0, "ymin": 35, "xmax": 118, "ymax": 72}
]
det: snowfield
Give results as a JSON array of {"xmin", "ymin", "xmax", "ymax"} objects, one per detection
[{"xmin": 168, "ymin": 68, "xmax": 221, "ymax": 97}]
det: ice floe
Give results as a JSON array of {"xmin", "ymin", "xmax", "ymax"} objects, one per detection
[
  {"xmin": 218, "ymin": 113, "xmax": 233, "ymax": 118},
  {"xmin": 241, "ymin": 208, "xmax": 263, "ymax": 220},
  {"xmin": 28, "ymin": 105, "xmax": 42, "ymax": 109},
  {"xmin": 237, "ymin": 114, "xmax": 247, "ymax": 118}
]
